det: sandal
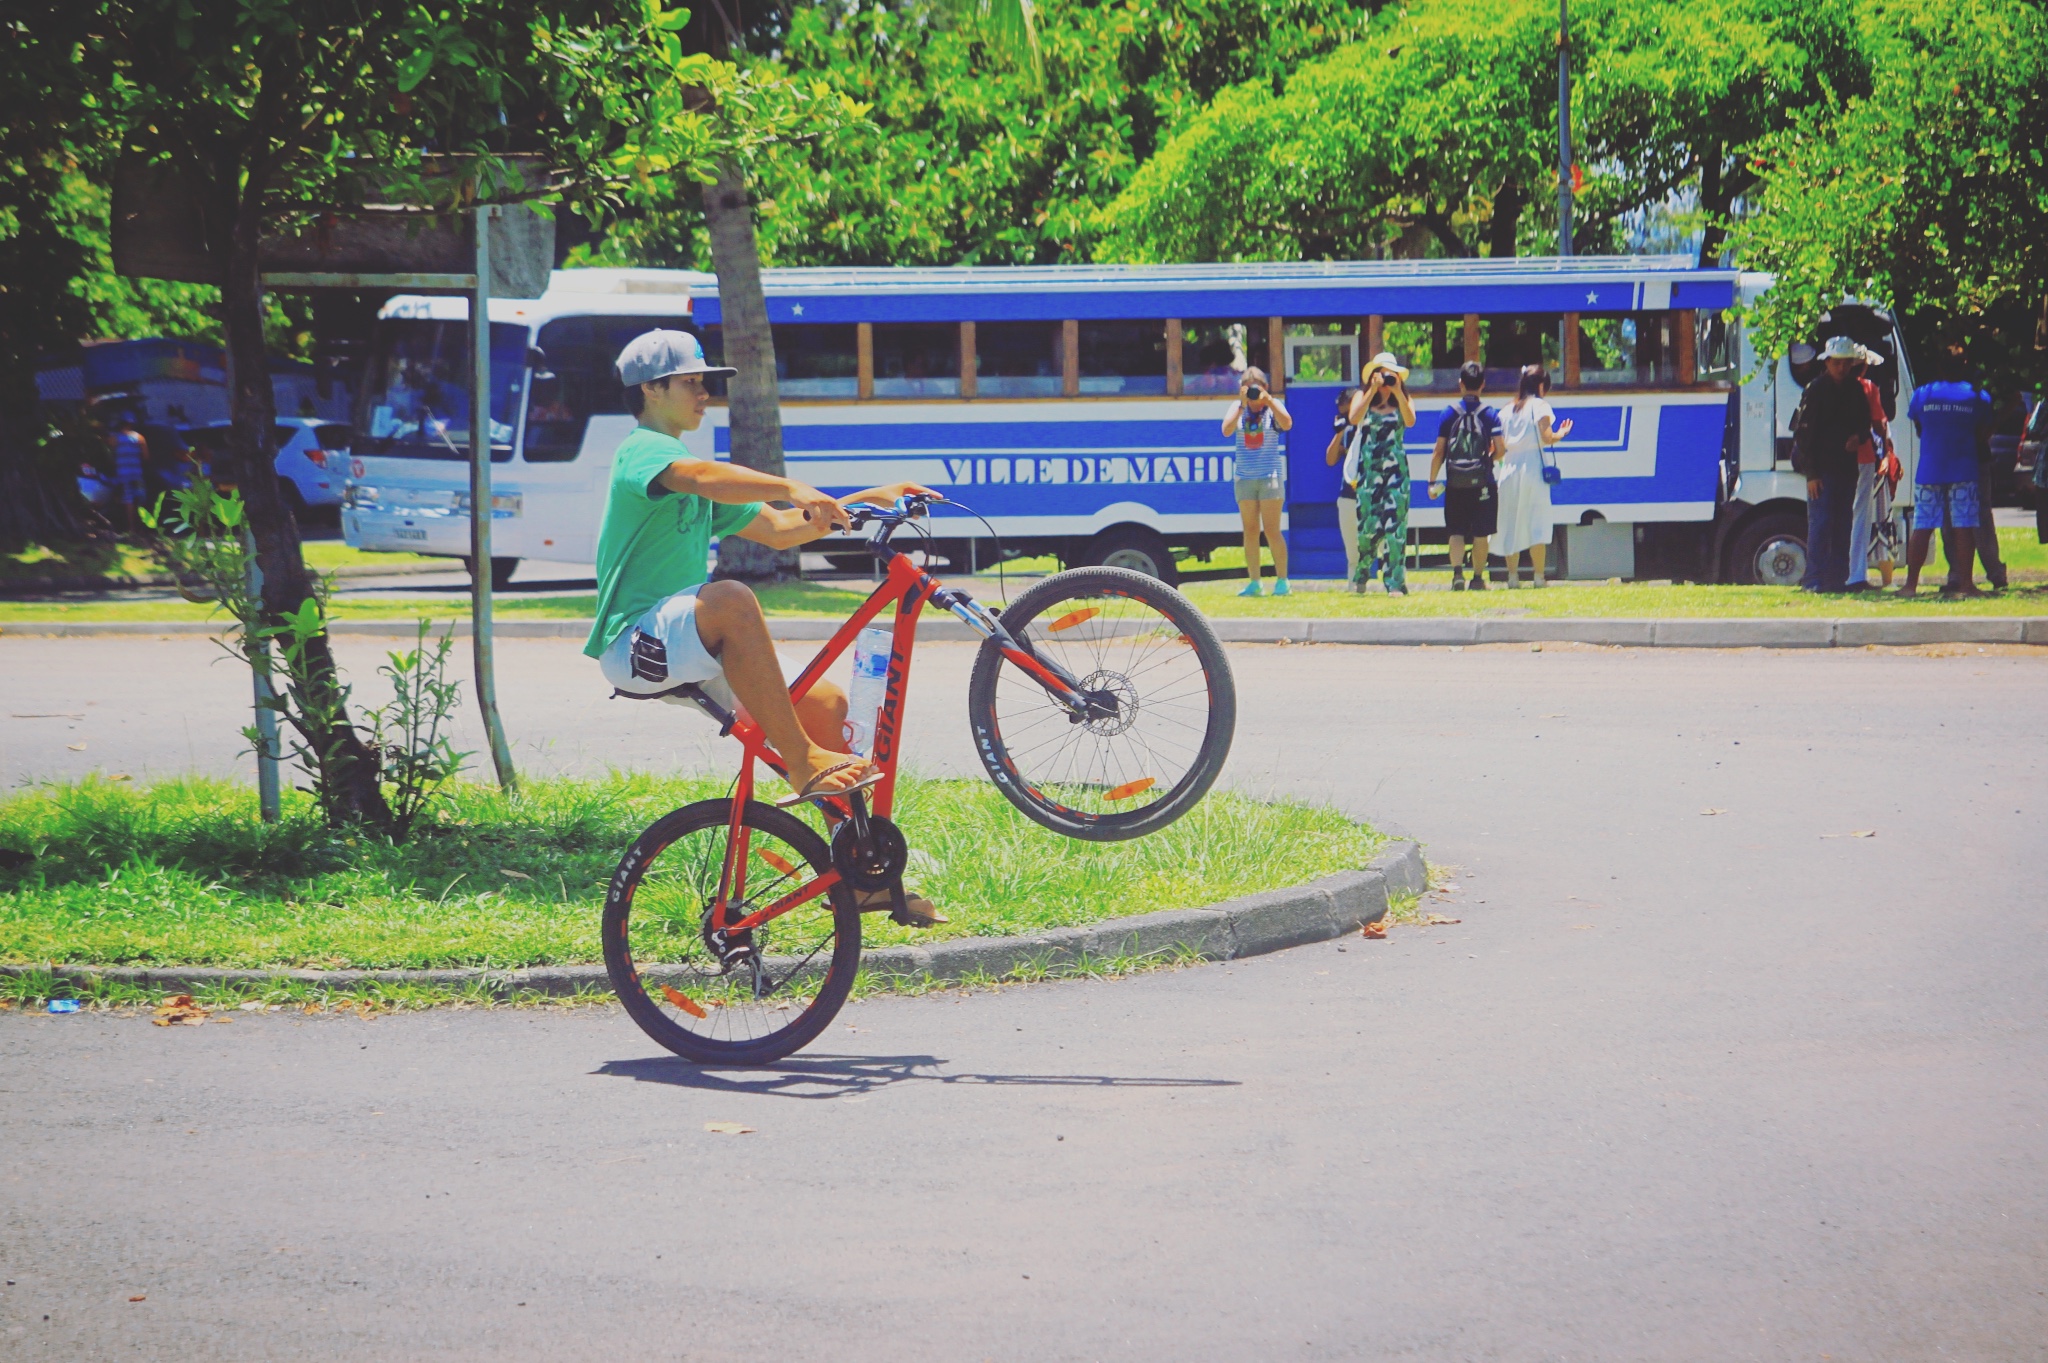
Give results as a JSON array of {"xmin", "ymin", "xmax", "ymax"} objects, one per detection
[{"xmin": 774, "ymin": 758, "xmax": 884, "ymax": 808}]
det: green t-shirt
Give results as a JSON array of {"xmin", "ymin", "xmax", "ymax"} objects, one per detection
[{"xmin": 583, "ymin": 426, "xmax": 762, "ymax": 658}]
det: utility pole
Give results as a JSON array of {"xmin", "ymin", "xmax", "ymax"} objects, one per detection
[
  {"xmin": 1558, "ymin": 0, "xmax": 1574, "ymax": 257},
  {"xmin": 470, "ymin": 206, "xmax": 517, "ymax": 792}
]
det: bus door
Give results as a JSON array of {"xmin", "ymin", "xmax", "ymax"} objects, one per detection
[{"xmin": 1282, "ymin": 333, "xmax": 1359, "ymax": 578}]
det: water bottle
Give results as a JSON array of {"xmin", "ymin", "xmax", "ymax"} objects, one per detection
[{"xmin": 843, "ymin": 626, "xmax": 893, "ymax": 756}]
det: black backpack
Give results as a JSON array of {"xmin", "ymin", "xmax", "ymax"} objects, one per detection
[{"xmin": 1443, "ymin": 405, "xmax": 1495, "ymax": 488}]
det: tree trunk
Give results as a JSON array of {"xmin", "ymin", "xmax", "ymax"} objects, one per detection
[
  {"xmin": 702, "ymin": 160, "xmax": 798, "ymax": 583},
  {"xmin": 221, "ymin": 187, "xmax": 392, "ymax": 828},
  {"xmin": 0, "ymin": 374, "xmax": 78, "ymax": 546},
  {"xmin": 1695, "ymin": 144, "xmax": 1728, "ymax": 270},
  {"xmin": 1487, "ymin": 178, "xmax": 1526, "ymax": 258}
]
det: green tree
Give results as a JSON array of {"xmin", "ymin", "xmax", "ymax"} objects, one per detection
[
  {"xmin": 65, "ymin": 0, "xmax": 735, "ymax": 827},
  {"xmin": 1096, "ymin": 0, "xmax": 1562, "ymax": 262},
  {"xmin": 1734, "ymin": 0, "xmax": 2048, "ymax": 380}
]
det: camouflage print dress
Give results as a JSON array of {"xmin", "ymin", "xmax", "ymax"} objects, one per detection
[{"xmin": 1356, "ymin": 406, "xmax": 1410, "ymax": 592}]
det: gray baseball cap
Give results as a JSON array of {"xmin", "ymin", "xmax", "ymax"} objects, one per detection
[{"xmin": 614, "ymin": 329, "xmax": 736, "ymax": 387}]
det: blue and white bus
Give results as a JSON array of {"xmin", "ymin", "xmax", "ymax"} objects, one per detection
[{"xmin": 342, "ymin": 259, "xmax": 1915, "ymax": 587}]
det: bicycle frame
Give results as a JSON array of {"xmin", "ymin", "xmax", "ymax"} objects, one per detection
[{"xmin": 705, "ymin": 536, "xmax": 1095, "ymax": 940}]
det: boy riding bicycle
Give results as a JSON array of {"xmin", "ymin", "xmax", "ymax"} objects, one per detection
[{"xmin": 588, "ymin": 330, "xmax": 938, "ymax": 824}]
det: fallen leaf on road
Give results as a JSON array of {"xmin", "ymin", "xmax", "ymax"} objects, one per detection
[
  {"xmin": 151, "ymin": 994, "xmax": 209, "ymax": 1027},
  {"xmin": 1700, "ymin": 807, "xmax": 1727, "ymax": 816},
  {"xmin": 1570, "ymin": 924, "xmax": 1592, "ymax": 929},
  {"xmin": 109, "ymin": 773, "xmax": 132, "ymax": 782},
  {"xmin": 704, "ymin": 1121, "xmax": 754, "ymax": 1135},
  {"xmin": 1424, "ymin": 914, "xmax": 1461, "ymax": 926},
  {"xmin": 1820, "ymin": 830, "xmax": 1877, "ymax": 839},
  {"xmin": 128, "ymin": 1295, "xmax": 146, "ymax": 1302},
  {"xmin": 1359, "ymin": 920, "xmax": 1387, "ymax": 939},
  {"xmin": 500, "ymin": 869, "xmax": 531, "ymax": 880},
  {"xmin": 67, "ymin": 742, "xmax": 86, "ymax": 751}
]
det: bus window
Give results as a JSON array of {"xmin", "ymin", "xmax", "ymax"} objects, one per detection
[
  {"xmin": 873, "ymin": 323, "xmax": 961, "ymax": 398},
  {"xmin": 774, "ymin": 324, "xmax": 860, "ymax": 398},
  {"xmin": 1578, "ymin": 313, "xmax": 1673, "ymax": 387},
  {"xmin": 1285, "ymin": 320, "xmax": 1356, "ymax": 383},
  {"xmin": 1482, "ymin": 314, "xmax": 1564, "ymax": 388},
  {"xmin": 976, "ymin": 321, "xmax": 1063, "ymax": 397},
  {"xmin": 1180, "ymin": 320, "xmax": 1269, "ymax": 394},
  {"xmin": 1379, "ymin": 318, "xmax": 1467, "ymax": 392},
  {"xmin": 1078, "ymin": 321, "xmax": 1167, "ymax": 395},
  {"xmin": 357, "ymin": 319, "xmax": 528, "ymax": 461},
  {"xmin": 1695, "ymin": 312, "xmax": 1739, "ymax": 386},
  {"xmin": 524, "ymin": 314, "xmax": 694, "ymax": 462}
]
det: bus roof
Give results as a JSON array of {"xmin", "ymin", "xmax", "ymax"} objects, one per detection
[{"xmin": 382, "ymin": 256, "xmax": 1745, "ymax": 329}]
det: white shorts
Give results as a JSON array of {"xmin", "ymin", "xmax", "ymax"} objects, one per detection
[{"xmin": 598, "ymin": 587, "xmax": 797, "ymax": 720}]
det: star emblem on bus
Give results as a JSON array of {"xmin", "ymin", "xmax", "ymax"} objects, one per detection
[
  {"xmin": 1586, "ymin": 290, "xmax": 1600, "ymax": 304},
  {"xmin": 790, "ymin": 303, "xmax": 804, "ymax": 315}
]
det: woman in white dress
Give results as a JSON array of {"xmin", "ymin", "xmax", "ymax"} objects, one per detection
[{"xmin": 1496, "ymin": 364, "xmax": 1573, "ymax": 586}]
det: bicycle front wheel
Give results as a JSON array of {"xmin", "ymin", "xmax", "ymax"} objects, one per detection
[
  {"xmin": 968, "ymin": 566, "xmax": 1236, "ymax": 841},
  {"xmin": 603, "ymin": 798, "xmax": 860, "ymax": 1065}
]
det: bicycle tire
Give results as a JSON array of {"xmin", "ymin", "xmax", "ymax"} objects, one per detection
[
  {"xmin": 604, "ymin": 798, "xmax": 861, "ymax": 1065},
  {"xmin": 968, "ymin": 566, "xmax": 1235, "ymax": 842}
]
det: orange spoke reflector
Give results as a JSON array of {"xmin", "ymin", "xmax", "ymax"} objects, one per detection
[
  {"xmin": 758, "ymin": 849, "xmax": 798, "ymax": 877},
  {"xmin": 1048, "ymin": 607, "xmax": 1099, "ymax": 632},
  {"xmin": 660, "ymin": 985, "xmax": 708, "ymax": 1019},
  {"xmin": 1105, "ymin": 777, "xmax": 1157, "ymax": 802}
]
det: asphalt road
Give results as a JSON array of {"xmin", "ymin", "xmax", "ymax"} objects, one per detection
[{"xmin": 4, "ymin": 638, "xmax": 2045, "ymax": 1360}]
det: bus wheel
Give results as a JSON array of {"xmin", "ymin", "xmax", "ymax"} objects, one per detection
[
  {"xmin": 1726, "ymin": 512, "xmax": 1806, "ymax": 586},
  {"xmin": 463, "ymin": 556, "xmax": 520, "ymax": 590},
  {"xmin": 1081, "ymin": 526, "xmax": 1178, "ymax": 586}
]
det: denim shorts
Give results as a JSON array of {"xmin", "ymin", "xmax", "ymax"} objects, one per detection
[
  {"xmin": 1913, "ymin": 480, "xmax": 1979, "ymax": 530},
  {"xmin": 1234, "ymin": 473, "xmax": 1285, "ymax": 503}
]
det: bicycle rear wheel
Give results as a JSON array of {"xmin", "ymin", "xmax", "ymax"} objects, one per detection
[
  {"xmin": 603, "ymin": 798, "xmax": 860, "ymax": 1065},
  {"xmin": 968, "ymin": 566, "xmax": 1235, "ymax": 841}
]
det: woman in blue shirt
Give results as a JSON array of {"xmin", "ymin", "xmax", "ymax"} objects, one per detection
[{"xmin": 1222, "ymin": 367, "xmax": 1295, "ymax": 596}]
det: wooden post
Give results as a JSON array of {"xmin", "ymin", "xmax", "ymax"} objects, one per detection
[
  {"xmin": 1268, "ymin": 316, "xmax": 1286, "ymax": 391},
  {"xmin": 959, "ymin": 321, "xmax": 976, "ymax": 399},
  {"xmin": 1367, "ymin": 315, "xmax": 1384, "ymax": 360},
  {"xmin": 1165, "ymin": 319, "xmax": 1183, "ymax": 397},
  {"xmin": 856, "ymin": 321, "xmax": 874, "ymax": 400},
  {"xmin": 1062, "ymin": 319, "xmax": 1079, "ymax": 397},
  {"xmin": 1462, "ymin": 313, "xmax": 1480, "ymax": 365},
  {"xmin": 1562, "ymin": 313, "xmax": 1581, "ymax": 388},
  {"xmin": 1675, "ymin": 309, "xmax": 1696, "ymax": 386}
]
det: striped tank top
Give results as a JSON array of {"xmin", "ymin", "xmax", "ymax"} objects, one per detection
[{"xmin": 1234, "ymin": 405, "xmax": 1284, "ymax": 480}]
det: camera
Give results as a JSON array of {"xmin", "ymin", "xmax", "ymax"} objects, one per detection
[{"xmin": 1244, "ymin": 385, "xmax": 1264, "ymax": 403}]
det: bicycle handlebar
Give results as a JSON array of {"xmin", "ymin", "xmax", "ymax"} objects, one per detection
[{"xmin": 846, "ymin": 492, "xmax": 941, "ymax": 533}]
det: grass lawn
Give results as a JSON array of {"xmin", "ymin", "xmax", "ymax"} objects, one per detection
[
  {"xmin": 0, "ymin": 773, "xmax": 1381, "ymax": 980},
  {"xmin": 2, "ymin": 537, "xmax": 436, "ymax": 592},
  {"xmin": 4, "ymin": 529, "xmax": 2041, "ymax": 625}
]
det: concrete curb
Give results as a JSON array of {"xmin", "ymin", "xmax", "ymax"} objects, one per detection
[
  {"xmin": 4, "ymin": 841, "xmax": 1425, "ymax": 1000},
  {"xmin": 7, "ymin": 617, "xmax": 2042, "ymax": 647}
]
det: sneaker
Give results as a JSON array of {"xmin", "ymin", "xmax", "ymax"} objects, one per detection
[
  {"xmin": 1237, "ymin": 581, "xmax": 1263, "ymax": 597},
  {"xmin": 1469, "ymin": 574, "xmax": 1487, "ymax": 591},
  {"xmin": 1451, "ymin": 573, "xmax": 1466, "ymax": 592},
  {"xmin": 1272, "ymin": 578, "xmax": 1291, "ymax": 597}
]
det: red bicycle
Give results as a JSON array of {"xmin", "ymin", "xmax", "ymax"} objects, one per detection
[{"xmin": 601, "ymin": 494, "xmax": 1237, "ymax": 1063}]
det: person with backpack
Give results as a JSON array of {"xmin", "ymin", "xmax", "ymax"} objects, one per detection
[
  {"xmin": 1428, "ymin": 361, "xmax": 1506, "ymax": 589},
  {"xmin": 1339, "ymin": 353, "xmax": 1417, "ymax": 594}
]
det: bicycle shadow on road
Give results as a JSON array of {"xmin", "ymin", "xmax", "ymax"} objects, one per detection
[{"xmin": 594, "ymin": 1053, "xmax": 1240, "ymax": 1101}]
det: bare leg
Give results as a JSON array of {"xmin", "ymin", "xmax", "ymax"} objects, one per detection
[
  {"xmin": 1472, "ymin": 534, "xmax": 1491, "ymax": 583},
  {"xmin": 692, "ymin": 580, "xmax": 867, "ymax": 795},
  {"xmin": 1238, "ymin": 500, "xmax": 1263, "ymax": 582},
  {"xmin": 1448, "ymin": 534, "xmax": 1467, "ymax": 583},
  {"xmin": 1901, "ymin": 527, "xmax": 1934, "ymax": 594},
  {"xmin": 1259, "ymin": 499, "xmax": 1288, "ymax": 579},
  {"xmin": 1530, "ymin": 543, "xmax": 1547, "ymax": 585},
  {"xmin": 1942, "ymin": 527, "xmax": 1981, "ymax": 594}
]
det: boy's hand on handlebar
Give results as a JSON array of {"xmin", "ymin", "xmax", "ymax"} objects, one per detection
[
  {"xmin": 844, "ymin": 482, "xmax": 942, "ymax": 512},
  {"xmin": 792, "ymin": 485, "xmax": 852, "ymax": 532}
]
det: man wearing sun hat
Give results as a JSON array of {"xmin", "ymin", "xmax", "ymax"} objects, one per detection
[
  {"xmin": 1789, "ymin": 336, "xmax": 1871, "ymax": 591},
  {"xmin": 587, "ymin": 328, "xmax": 938, "ymax": 813}
]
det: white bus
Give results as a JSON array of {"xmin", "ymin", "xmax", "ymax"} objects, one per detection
[{"xmin": 342, "ymin": 260, "xmax": 1916, "ymax": 587}]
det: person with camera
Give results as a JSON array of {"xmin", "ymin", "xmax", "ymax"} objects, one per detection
[
  {"xmin": 1222, "ymin": 366, "xmax": 1294, "ymax": 596},
  {"xmin": 1340, "ymin": 353, "xmax": 1417, "ymax": 593},
  {"xmin": 1496, "ymin": 365, "xmax": 1572, "ymax": 587},
  {"xmin": 1428, "ymin": 361, "xmax": 1507, "ymax": 589}
]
